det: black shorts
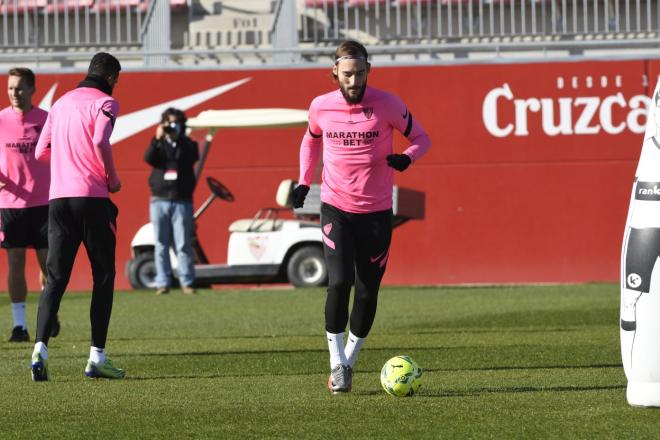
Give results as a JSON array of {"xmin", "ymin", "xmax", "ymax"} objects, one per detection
[
  {"xmin": 320, "ymin": 202, "xmax": 393, "ymax": 271},
  {"xmin": 0, "ymin": 205, "xmax": 49, "ymax": 249}
]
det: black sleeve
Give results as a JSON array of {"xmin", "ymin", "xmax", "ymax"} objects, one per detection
[
  {"xmin": 144, "ymin": 138, "xmax": 165, "ymax": 167},
  {"xmin": 181, "ymin": 138, "xmax": 199, "ymax": 164}
]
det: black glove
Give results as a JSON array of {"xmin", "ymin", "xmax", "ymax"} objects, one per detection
[
  {"xmin": 291, "ymin": 184, "xmax": 310, "ymax": 208},
  {"xmin": 386, "ymin": 154, "xmax": 411, "ymax": 172}
]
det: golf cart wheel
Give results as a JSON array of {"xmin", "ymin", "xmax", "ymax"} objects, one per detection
[
  {"xmin": 127, "ymin": 252, "xmax": 158, "ymax": 289},
  {"xmin": 287, "ymin": 246, "xmax": 328, "ymax": 288}
]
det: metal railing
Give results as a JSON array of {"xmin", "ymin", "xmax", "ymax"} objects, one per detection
[
  {"xmin": 0, "ymin": 0, "xmax": 658, "ymax": 68},
  {"xmin": 299, "ymin": 0, "xmax": 660, "ymax": 45},
  {"xmin": 0, "ymin": 0, "xmax": 149, "ymax": 49}
]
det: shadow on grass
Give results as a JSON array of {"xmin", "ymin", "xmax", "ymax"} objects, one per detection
[
  {"xmin": 123, "ymin": 371, "xmax": 327, "ymax": 381},
  {"xmin": 40, "ymin": 334, "xmax": 319, "ymax": 344},
  {"xmin": 437, "ymin": 309, "xmax": 618, "ymax": 330},
  {"xmin": 129, "ymin": 348, "xmax": 328, "ymax": 357},
  {"xmin": 425, "ymin": 363, "xmax": 623, "ymax": 372},
  {"xmin": 2, "ymin": 343, "xmax": 624, "ymax": 382},
  {"xmin": 25, "ymin": 346, "xmax": 457, "ymax": 360},
  {"xmin": 96, "ymin": 362, "xmax": 624, "ymax": 383},
  {"xmin": 20, "ymin": 346, "xmax": 622, "ymax": 372},
  {"xmin": 0, "ymin": 343, "xmax": 32, "ymax": 352},
  {"xmin": 37, "ymin": 324, "xmax": 606, "ymax": 344},
  {"xmin": 353, "ymin": 384, "xmax": 626, "ymax": 397},
  {"xmin": 413, "ymin": 326, "xmax": 607, "ymax": 335},
  {"xmin": 112, "ymin": 378, "xmax": 626, "ymax": 400}
]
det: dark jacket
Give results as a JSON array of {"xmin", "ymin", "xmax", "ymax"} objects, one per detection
[{"xmin": 144, "ymin": 135, "xmax": 199, "ymax": 200}]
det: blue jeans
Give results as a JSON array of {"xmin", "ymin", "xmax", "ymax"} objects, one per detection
[{"xmin": 150, "ymin": 199, "xmax": 195, "ymax": 288}]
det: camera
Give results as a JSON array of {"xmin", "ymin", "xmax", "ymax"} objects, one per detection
[{"xmin": 163, "ymin": 122, "xmax": 181, "ymax": 135}]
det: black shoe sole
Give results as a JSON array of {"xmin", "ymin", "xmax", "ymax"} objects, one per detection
[
  {"xmin": 31, "ymin": 363, "xmax": 48, "ymax": 382},
  {"xmin": 8, "ymin": 330, "xmax": 30, "ymax": 343}
]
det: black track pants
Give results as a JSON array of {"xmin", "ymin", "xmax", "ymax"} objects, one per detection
[
  {"xmin": 35, "ymin": 197, "xmax": 118, "ymax": 348},
  {"xmin": 322, "ymin": 203, "xmax": 392, "ymax": 338}
]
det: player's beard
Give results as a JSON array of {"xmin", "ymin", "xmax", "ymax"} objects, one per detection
[{"xmin": 340, "ymin": 81, "xmax": 367, "ymax": 104}]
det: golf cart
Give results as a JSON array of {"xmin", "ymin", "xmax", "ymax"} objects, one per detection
[{"xmin": 125, "ymin": 108, "xmax": 425, "ymax": 289}]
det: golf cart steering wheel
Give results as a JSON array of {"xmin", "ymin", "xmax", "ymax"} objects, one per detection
[{"xmin": 206, "ymin": 177, "xmax": 234, "ymax": 202}]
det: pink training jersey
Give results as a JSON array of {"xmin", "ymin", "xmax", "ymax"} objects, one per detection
[
  {"xmin": 35, "ymin": 86, "xmax": 119, "ymax": 199},
  {"xmin": 299, "ymin": 86, "xmax": 431, "ymax": 213},
  {"xmin": 0, "ymin": 106, "xmax": 50, "ymax": 208}
]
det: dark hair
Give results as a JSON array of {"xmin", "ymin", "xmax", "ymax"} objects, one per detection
[
  {"xmin": 161, "ymin": 107, "xmax": 187, "ymax": 130},
  {"xmin": 334, "ymin": 40, "xmax": 369, "ymax": 63},
  {"xmin": 332, "ymin": 40, "xmax": 369, "ymax": 80},
  {"xmin": 88, "ymin": 52, "xmax": 121, "ymax": 79},
  {"xmin": 8, "ymin": 67, "xmax": 35, "ymax": 88}
]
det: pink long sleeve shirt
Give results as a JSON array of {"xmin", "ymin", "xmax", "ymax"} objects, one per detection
[
  {"xmin": 0, "ymin": 106, "xmax": 50, "ymax": 208},
  {"xmin": 35, "ymin": 86, "xmax": 119, "ymax": 199},
  {"xmin": 299, "ymin": 86, "xmax": 431, "ymax": 213}
]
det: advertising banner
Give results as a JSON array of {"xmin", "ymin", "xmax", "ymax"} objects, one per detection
[{"xmin": 0, "ymin": 59, "xmax": 650, "ymax": 289}]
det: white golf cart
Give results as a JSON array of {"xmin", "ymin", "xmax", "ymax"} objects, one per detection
[{"xmin": 125, "ymin": 108, "xmax": 425, "ymax": 289}]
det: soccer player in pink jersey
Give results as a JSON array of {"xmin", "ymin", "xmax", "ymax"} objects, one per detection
[
  {"xmin": 31, "ymin": 53, "xmax": 124, "ymax": 381},
  {"xmin": 0, "ymin": 68, "xmax": 60, "ymax": 342},
  {"xmin": 293, "ymin": 41, "xmax": 431, "ymax": 393}
]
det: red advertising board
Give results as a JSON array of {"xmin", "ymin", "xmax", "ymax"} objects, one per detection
[{"xmin": 0, "ymin": 59, "xmax": 653, "ymax": 290}]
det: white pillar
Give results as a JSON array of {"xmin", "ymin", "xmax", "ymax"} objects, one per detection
[{"xmin": 272, "ymin": 0, "xmax": 300, "ymax": 65}]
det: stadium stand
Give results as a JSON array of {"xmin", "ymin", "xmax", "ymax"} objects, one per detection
[
  {"xmin": 0, "ymin": 0, "xmax": 657, "ymax": 68},
  {"xmin": 299, "ymin": 0, "xmax": 658, "ymax": 60},
  {"xmin": 0, "ymin": 1, "xmax": 188, "ymax": 53},
  {"xmin": 186, "ymin": 0, "xmax": 274, "ymax": 49},
  {"xmin": 92, "ymin": 0, "xmax": 147, "ymax": 12},
  {"xmin": 46, "ymin": 1, "xmax": 95, "ymax": 13}
]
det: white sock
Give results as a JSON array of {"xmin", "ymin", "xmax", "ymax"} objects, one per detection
[
  {"xmin": 326, "ymin": 331, "xmax": 348, "ymax": 369},
  {"xmin": 90, "ymin": 346, "xmax": 105, "ymax": 364},
  {"xmin": 11, "ymin": 302, "xmax": 27, "ymax": 329},
  {"xmin": 33, "ymin": 342, "xmax": 48, "ymax": 360},
  {"xmin": 344, "ymin": 331, "xmax": 366, "ymax": 368}
]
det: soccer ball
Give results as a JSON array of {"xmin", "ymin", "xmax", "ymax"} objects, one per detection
[{"xmin": 380, "ymin": 355, "xmax": 423, "ymax": 397}]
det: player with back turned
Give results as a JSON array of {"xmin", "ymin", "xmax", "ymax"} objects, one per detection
[
  {"xmin": 292, "ymin": 40, "xmax": 432, "ymax": 393},
  {"xmin": 31, "ymin": 53, "xmax": 124, "ymax": 381}
]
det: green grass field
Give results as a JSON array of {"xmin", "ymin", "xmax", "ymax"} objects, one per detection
[{"xmin": 1, "ymin": 284, "xmax": 660, "ymax": 439}]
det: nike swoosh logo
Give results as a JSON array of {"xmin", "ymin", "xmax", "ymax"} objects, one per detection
[
  {"xmin": 36, "ymin": 78, "xmax": 252, "ymax": 144},
  {"xmin": 402, "ymin": 108, "xmax": 408, "ymax": 119},
  {"xmin": 39, "ymin": 83, "xmax": 59, "ymax": 111},
  {"xmin": 110, "ymin": 78, "xmax": 251, "ymax": 144},
  {"xmin": 370, "ymin": 250, "xmax": 387, "ymax": 263}
]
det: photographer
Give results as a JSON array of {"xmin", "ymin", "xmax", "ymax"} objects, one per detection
[{"xmin": 144, "ymin": 107, "xmax": 199, "ymax": 295}]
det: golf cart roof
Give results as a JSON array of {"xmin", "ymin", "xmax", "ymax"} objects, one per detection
[{"xmin": 187, "ymin": 108, "xmax": 308, "ymax": 129}]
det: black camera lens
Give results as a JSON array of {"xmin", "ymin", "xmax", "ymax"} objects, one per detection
[{"xmin": 163, "ymin": 122, "xmax": 178, "ymax": 134}]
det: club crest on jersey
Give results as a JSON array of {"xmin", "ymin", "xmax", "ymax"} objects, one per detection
[{"xmin": 362, "ymin": 107, "xmax": 373, "ymax": 119}]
